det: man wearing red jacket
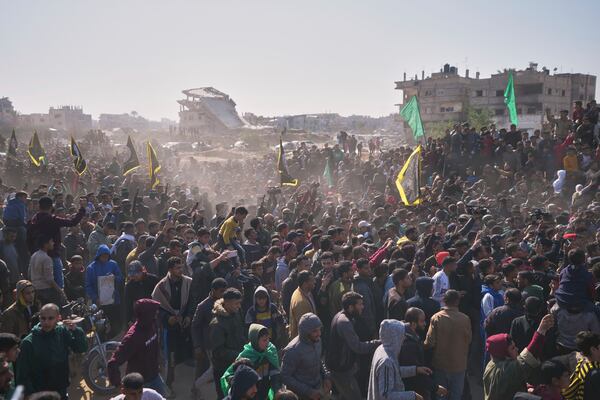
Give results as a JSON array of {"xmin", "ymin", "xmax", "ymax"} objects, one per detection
[{"xmin": 108, "ymin": 299, "xmax": 166, "ymax": 397}]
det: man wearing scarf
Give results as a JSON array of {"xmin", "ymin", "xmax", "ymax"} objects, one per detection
[
  {"xmin": 0, "ymin": 280, "xmax": 38, "ymax": 338},
  {"xmin": 220, "ymin": 324, "xmax": 281, "ymax": 400},
  {"xmin": 151, "ymin": 256, "xmax": 193, "ymax": 390}
]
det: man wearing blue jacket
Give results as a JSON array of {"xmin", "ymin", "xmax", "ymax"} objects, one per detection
[{"xmin": 86, "ymin": 245, "xmax": 124, "ymax": 337}]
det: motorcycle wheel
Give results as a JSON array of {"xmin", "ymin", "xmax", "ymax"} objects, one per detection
[{"xmin": 82, "ymin": 342, "xmax": 120, "ymax": 395}]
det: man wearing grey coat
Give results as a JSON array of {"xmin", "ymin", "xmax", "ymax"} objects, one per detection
[{"xmin": 281, "ymin": 313, "xmax": 332, "ymax": 400}]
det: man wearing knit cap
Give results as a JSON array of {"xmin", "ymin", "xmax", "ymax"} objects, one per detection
[
  {"xmin": 483, "ymin": 314, "xmax": 554, "ymax": 400},
  {"xmin": 224, "ymin": 365, "xmax": 260, "ymax": 400}
]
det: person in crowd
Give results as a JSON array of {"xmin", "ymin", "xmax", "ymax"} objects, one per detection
[
  {"xmin": 424, "ymin": 290, "xmax": 472, "ymax": 400},
  {"xmin": 224, "ymin": 364, "xmax": 260, "ymax": 400},
  {"xmin": 484, "ymin": 288, "xmax": 523, "ymax": 337},
  {"xmin": 87, "ymin": 221, "xmax": 116, "ymax": 258},
  {"xmin": 29, "ymin": 236, "xmax": 65, "ymax": 306},
  {"xmin": 281, "ymin": 313, "xmax": 331, "ymax": 399},
  {"xmin": 432, "ymin": 257, "xmax": 457, "ymax": 306},
  {"xmin": 326, "ymin": 291, "xmax": 380, "ymax": 400},
  {"xmin": 327, "ymin": 261, "xmax": 353, "ymax": 318},
  {"xmin": 64, "ymin": 255, "xmax": 86, "ymax": 301},
  {"xmin": 406, "ymin": 277, "xmax": 440, "ymax": 327},
  {"xmin": 152, "ymin": 256, "xmax": 193, "ymax": 391},
  {"xmin": 219, "ymin": 207, "xmax": 249, "ymax": 266},
  {"xmin": 562, "ymin": 331, "xmax": 600, "ymax": 400},
  {"xmin": 0, "ymin": 280, "xmax": 38, "ymax": 338},
  {"xmin": 124, "ymin": 260, "xmax": 159, "ymax": 324},
  {"xmin": 352, "ymin": 258, "xmax": 377, "ymax": 339},
  {"xmin": 191, "ymin": 277, "xmax": 228, "ymax": 393},
  {"xmin": 0, "ymin": 355, "xmax": 14, "ymax": 400},
  {"xmin": 108, "ymin": 299, "xmax": 167, "ymax": 396},
  {"xmin": 0, "ymin": 333, "xmax": 20, "ymax": 397},
  {"xmin": 16, "ymin": 303, "xmax": 87, "ymax": 398},
  {"xmin": 245, "ymin": 285, "xmax": 287, "ymax": 349},
  {"xmin": 276, "ymin": 242, "xmax": 297, "ymax": 292},
  {"xmin": 386, "ymin": 268, "xmax": 412, "ymax": 321},
  {"xmin": 110, "ymin": 372, "xmax": 166, "ymax": 400},
  {"xmin": 532, "ymin": 359, "xmax": 570, "ymax": 400},
  {"xmin": 483, "ymin": 314, "xmax": 554, "ymax": 400},
  {"xmin": 85, "ymin": 244, "xmax": 124, "ymax": 337},
  {"xmin": 26, "ymin": 196, "xmax": 86, "ymax": 293},
  {"xmin": 221, "ymin": 323, "xmax": 281, "ymax": 400},
  {"xmin": 368, "ymin": 318, "xmax": 431, "ymax": 400},
  {"xmin": 288, "ymin": 270, "xmax": 316, "ymax": 339},
  {"xmin": 210, "ymin": 288, "xmax": 247, "ymax": 397}
]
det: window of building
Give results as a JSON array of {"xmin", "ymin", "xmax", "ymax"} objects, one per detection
[
  {"xmin": 527, "ymin": 107, "xmax": 537, "ymax": 114},
  {"xmin": 475, "ymin": 90, "xmax": 483, "ymax": 97},
  {"xmin": 424, "ymin": 90, "xmax": 433, "ymax": 96},
  {"xmin": 437, "ymin": 90, "xmax": 445, "ymax": 96},
  {"xmin": 440, "ymin": 106, "xmax": 454, "ymax": 113},
  {"xmin": 561, "ymin": 90, "xmax": 566, "ymax": 97},
  {"xmin": 495, "ymin": 109, "xmax": 504, "ymax": 116},
  {"xmin": 547, "ymin": 88, "xmax": 552, "ymax": 95},
  {"xmin": 54, "ymin": 114, "xmax": 61, "ymax": 118},
  {"xmin": 496, "ymin": 90, "xmax": 504, "ymax": 97}
]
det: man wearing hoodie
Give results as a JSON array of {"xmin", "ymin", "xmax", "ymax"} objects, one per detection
[
  {"xmin": 406, "ymin": 277, "xmax": 440, "ymax": 328},
  {"xmin": 3, "ymin": 191, "xmax": 28, "ymax": 277},
  {"xmin": 245, "ymin": 286, "xmax": 287, "ymax": 349},
  {"xmin": 368, "ymin": 319, "xmax": 431, "ymax": 400},
  {"xmin": 27, "ymin": 196, "xmax": 86, "ymax": 291},
  {"xmin": 85, "ymin": 244, "xmax": 124, "ymax": 338},
  {"xmin": 108, "ymin": 299, "xmax": 166, "ymax": 396},
  {"xmin": 281, "ymin": 313, "xmax": 331, "ymax": 400},
  {"xmin": 224, "ymin": 365, "xmax": 260, "ymax": 400},
  {"xmin": 0, "ymin": 280, "xmax": 38, "ymax": 338},
  {"xmin": 16, "ymin": 303, "xmax": 87, "ymax": 398},
  {"xmin": 326, "ymin": 292, "xmax": 380, "ymax": 400},
  {"xmin": 221, "ymin": 324, "xmax": 281, "ymax": 400}
]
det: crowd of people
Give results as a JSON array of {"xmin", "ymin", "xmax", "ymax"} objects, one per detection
[{"xmin": 0, "ymin": 100, "xmax": 599, "ymax": 400}]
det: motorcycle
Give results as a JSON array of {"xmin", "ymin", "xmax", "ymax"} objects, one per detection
[{"xmin": 62, "ymin": 299, "xmax": 121, "ymax": 395}]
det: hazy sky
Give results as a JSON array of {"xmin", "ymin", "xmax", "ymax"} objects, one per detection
[{"xmin": 2, "ymin": 0, "xmax": 599, "ymax": 121}]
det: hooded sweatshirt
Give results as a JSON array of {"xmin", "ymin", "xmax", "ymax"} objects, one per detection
[
  {"xmin": 406, "ymin": 277, "xmax": 440, "ymax": 322},
  {"xmin": 368, "ymin": 319, "xmax": 417, "ymax": 400},
  {"xmin": 281, "ymin": 313, "xmax": 329, "ymax": 398},
  {"xmin": 224, "ymin": 365, "xmax": 260, "ymax": 400},
  {"xmin": 108, "ymin": 299, "xmax": 161, "ymax": 386},
  {"xmin": 245, "ymin": 286, "xmax": 284, "ymax": 343},
  {"xmin": 0, "ymin": 280, "xmax": 39, "ymax": 338},
  {"xmin": 2, "ymin": 196, "xmax": 27, "ymax": 226},
  {"xmin": 221, "ymin": 324, "xmax": 281, "ymax": 400},
  {"xmin": 85, "ymin": 245, "xmax": 124, "ymax": 304}
]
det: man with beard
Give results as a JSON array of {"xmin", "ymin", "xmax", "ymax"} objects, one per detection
[
  {"xmin": 399, "ymin": 308, "xmax": 447, "ymax": 400},
  {"xmin": 326, "ymin": 292, "xmax": 380, "ymax": 400}
]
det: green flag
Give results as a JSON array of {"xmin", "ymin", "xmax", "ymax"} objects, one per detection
[
  {"xmin": 400, "ymin": 96, "xmax": 425, "ymax": 140},
  {"xmin": 323, "ymin": 157, "xmax": 334, "ymax": 187},
  {"xmin": 504, "ymin": 71, "xmax": 518, "ymax": 126}
]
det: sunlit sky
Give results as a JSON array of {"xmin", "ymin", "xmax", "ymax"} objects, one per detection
[{"xmin": 2, "ymin": 0, "xmax": 599, "ymax": 121}]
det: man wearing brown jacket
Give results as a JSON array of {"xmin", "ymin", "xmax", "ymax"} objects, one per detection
[{"xmin": 424, "ymin": 290, "xmax": 472, "ymax": 400}]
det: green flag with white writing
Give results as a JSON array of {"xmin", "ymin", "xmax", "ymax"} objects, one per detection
[
  {"xmin": 400, "ymin": 96, "xmax": 425, "ymax": 140},
  {"xmin": 504, "ymin": 71, "xmax": 518, "ymax": 126}
]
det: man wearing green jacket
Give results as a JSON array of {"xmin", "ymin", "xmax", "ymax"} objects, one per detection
[{"xmin": 16, "ymin": 303, "xmax": 88, "ymax": 398}]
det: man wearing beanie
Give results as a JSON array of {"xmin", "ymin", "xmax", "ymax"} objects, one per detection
[
  {"xmin": 224, "ymin": 365, "xmax": 260, "ymax": 400},
  {"xmin": 0, "ymin": 280, "xmax": 38, "ymax": 338},
  {"xmin": 483, "ymin": 314, "xmax": 554, "ymax": 400}
]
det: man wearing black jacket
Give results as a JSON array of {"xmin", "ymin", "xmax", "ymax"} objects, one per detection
[
  {"xmin": 124, "ymin": 261, "xmax": 159, "ymax": 324},
  {"xmin": 326, "ymin": 291, "xmax": 380, "ymax": 400}
]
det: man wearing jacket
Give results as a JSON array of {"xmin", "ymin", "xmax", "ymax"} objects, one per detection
[
  {"xmin": 326, "ymin": 292, "xmax": 380, "ymax": 400},
  {"xmin": 0, "ymin": 280, "xmax": 38, "ymax": 339},
  {"xmin": 281, "ymin": 313, "xmax": 331, "ymax": 400},
  {"xmin": 108, "ymin": 299, "xmax": 166, "ymax": 396},
  {"xmin": 27, "ymin": 196, "xmax": 86, "ymax": 290},
  {"xmin": 16, "ymin": 303, "xmax": 87, "ymax": 398},
  {"xmin": 424, "ymin": 290, "xmax": 472, "ymax": 400}
]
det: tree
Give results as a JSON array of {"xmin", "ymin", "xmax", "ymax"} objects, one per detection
[
  {"xmin": 466, "ymin": 106, "xmax": 493, "ymax": 130},
  {"xmin": 427, "ymin": 120, "xmax": 455, "ymax": 139}
]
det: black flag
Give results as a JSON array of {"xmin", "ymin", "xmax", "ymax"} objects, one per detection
[
  {"xmin": 277, "ymin": 135, "xmax": 298, "ymax": 187},
  {"xmin": 70, "ymin": 137, "xmax": 87, "ymax": 175},
  {"xmin": 123, "ymin": 135, "xmax": 140, "ymax": 175}
]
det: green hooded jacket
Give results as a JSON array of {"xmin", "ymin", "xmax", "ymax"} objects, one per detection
[
  {"xmin": 221, "ymin": 323, "xmax": 281, "ymax": 400},
  {"xmin": 16, "ymin": 323, "xmax": 87, "ymax": 395}
]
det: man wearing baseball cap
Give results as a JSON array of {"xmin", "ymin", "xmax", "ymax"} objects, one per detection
[{"xmin": 124, "ymin": 261, "xmax": 159, "ymax": 324}]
